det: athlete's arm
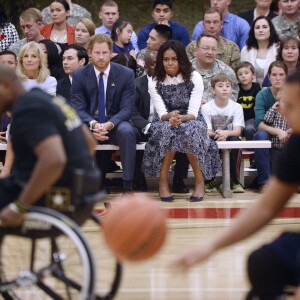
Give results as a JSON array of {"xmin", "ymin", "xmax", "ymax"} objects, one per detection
[
  {"xmin": 170, "ymin": 177, "xmax": 299, "ymax": 269},
  {"xmin": 0, "ymin": 135, "xmax": 66, "ymax": 226}
]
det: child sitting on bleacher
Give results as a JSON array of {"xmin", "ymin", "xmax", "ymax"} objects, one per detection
[
  {"xmin": 236, "ymin": 61, "xmax": 261, "ymax": 141},
  {"xmin": 264, "ymin": 92, "xmax": 292, "ymax": 172},
  {"xmin": 202, "ymin": 73, "xmax": 245, "ymax": 193}
]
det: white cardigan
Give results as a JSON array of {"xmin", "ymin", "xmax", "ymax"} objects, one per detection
[
  {"xmin": 148, "ymin": 71, "xmax": 204, "ymax": 120},
  {"xmin": 241, "ymin": 43, "xmax": 279, "ymax": 79}
]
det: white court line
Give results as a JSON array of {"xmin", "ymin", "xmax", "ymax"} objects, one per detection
[{"xmin": 117, "ymin": 287, "xmax": 247, "ymax": 292}]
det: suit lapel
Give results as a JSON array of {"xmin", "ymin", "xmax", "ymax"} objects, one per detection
[
  {"xmin": 142, "ymin": 76, "xmax": 150, "ymax": 119},
  {"xmin": 106, "ymin": 63, "xmax": 118, "ymax": 113}
]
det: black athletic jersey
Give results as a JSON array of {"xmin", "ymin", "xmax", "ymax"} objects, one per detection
[
  {"xmin": 275, "ymin": 134, "xmax": 300, "ymax": 184},
  {"xmin": 237, "ymin": 82, "xmax": 261, "ymax": 121},
  {"xmin": 10, "ymin": 88, "xmax": 95, "ymax": 186}
]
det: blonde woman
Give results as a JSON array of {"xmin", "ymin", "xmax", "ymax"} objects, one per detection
[
  {"xmin": 2, "ymin": 42, "xmax": 57, "ymax": 178},
  {"xmin": 17, "ymin": 41, "xmax": 57, "ymax": 96},
  {"xmin": 75, "ymin": 18, "xmax": 95, "ymax": 50}
]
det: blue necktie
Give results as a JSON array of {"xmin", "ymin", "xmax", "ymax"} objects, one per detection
[{"xmin": 98, "ymin": 72, "xmax": 105, "ymax": 123}]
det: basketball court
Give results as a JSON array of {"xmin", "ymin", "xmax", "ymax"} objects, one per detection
[{"xmin": 90, "ymin": 185, "xmax": 300, "ymax": 300}]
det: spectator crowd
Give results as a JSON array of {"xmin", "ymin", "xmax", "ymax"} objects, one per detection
[{"xmin": 1, "ymin": 0, "xmax": 299, "ymax": 200}]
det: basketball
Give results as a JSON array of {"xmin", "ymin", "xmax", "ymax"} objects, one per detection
[{"xmin": 101, "ymin": 194, "xmax": 167, "ymax": 262}]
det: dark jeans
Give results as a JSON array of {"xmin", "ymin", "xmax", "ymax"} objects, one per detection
[
  {"xmin": 245, "ymin": 232, "xmax": 300, "ymax": 299},
  {"xmin": 243, "ymin": 118, "xmax": 256, "ymax": 141},
  {"xmin": 227, "ymin": 136, "xmax": 242, "ymax": 182},
  {"xmin": 253, "ymin": 130, "xmax": 270, "ymax": 186}
]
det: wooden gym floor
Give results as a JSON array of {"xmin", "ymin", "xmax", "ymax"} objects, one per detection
[{"xmin": 89, "ymin": 181, "xmax": 300, "ymax": 300}]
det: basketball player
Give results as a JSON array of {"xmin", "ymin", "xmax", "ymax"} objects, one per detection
[
  {"xmin": 171, "ymin": 69, "xmax": 300, "ymax": 299},
  {"xmin": 0, "ymin": 65, "xmax": 98, "ymax": 227}
]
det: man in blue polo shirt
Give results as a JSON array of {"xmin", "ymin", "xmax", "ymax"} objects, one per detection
[
  {"xmin": 192, "ymin": 0, "xmax": 250, "ymax": 50},
  {"xmin": 138, "ymin": 0, "xmax": 190, "ymax": 50}
]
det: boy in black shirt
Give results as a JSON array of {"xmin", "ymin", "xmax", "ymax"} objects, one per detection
[
  {"xmin": 172, "ymin": 69, "xmax": 300, "ymax": 299},
  {"xmin": 0, "ymin": 65, "xmax": 97, "ymax": 227},
  {"xmin": 236, "ymin": 61, "xmax": 261, "ymax": 141}
]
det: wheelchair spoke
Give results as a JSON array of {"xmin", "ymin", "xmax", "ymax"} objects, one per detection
[
  {"xmin": 35, "ymin": 280, "xmax": 64, "ymax": 300},
  {"xmin": 0, "ymin": 207, "xmax": 95, "ymax": 299}
]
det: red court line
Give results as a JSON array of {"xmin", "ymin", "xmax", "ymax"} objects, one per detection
[
  {"xmin": 165, "ymin": 207, "xmax": 300, "ymax": 219},
  {"xmin": 96, "ymin": 207, "xmax": 300, "ymax": 219}
]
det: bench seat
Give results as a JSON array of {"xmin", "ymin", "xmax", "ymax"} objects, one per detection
[{"xmin": 0, "ymin": 140, "xmax": 271, "ymax": 198}]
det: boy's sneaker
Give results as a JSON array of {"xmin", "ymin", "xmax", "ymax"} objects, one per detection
[
  {"xmin": 204, "ymin": 181, "xmax": 218, "ymax": 193},
  {"xmin": 230, "ymin": 180, "xmax": 245, "ymax": 193}
]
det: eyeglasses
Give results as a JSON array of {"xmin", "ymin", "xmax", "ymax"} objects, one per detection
[{"xmin": 198, "ymin": 47, "xmax": 218, "ymax": 53}]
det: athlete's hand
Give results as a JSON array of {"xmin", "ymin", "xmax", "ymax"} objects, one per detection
[
  {"xmin": 168, "ymin": 244, "xmax": 214, "ymax": 271},
  {"xmin": 0, "ymin": 205, "xmax": 24, "ymax": 227}
]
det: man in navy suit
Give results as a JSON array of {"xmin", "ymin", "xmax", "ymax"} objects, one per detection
[
  {"xmin": 57, "ymin": 44, "xmax": 89, "ymax": 103},
  {"xmin": 71, "ymin": 34, "xmax": 136, "ymax": 193}
]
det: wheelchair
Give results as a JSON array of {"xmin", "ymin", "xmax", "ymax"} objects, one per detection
[{"xmin": 0, "ymin": 169, "xmax": 122, "ymax": 300}]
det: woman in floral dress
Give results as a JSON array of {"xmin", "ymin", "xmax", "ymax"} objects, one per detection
[{"xmin": 143, "ymin": 40, "xmax": 221, "ymax": 202}]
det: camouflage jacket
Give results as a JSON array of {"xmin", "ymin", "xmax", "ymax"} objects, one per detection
[
  {"xmin": 272, "ymin": 13, "xmax": 300, "ymax": 40},
  {"xmin": 191, "ymin": 58, "xmax": 239, "ymax": 102},
  {"xmin": 186, "ymin": 36, "xmax": 241, "ymax": 70}
]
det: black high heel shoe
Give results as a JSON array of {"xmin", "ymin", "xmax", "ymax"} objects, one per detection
[
  {"xmin": 160, "ymin": 195, "xmax": 174, "ymax": 202},
  {"xmin": 159, "ymin": 190, "xmax": 174, "ymax": 202},
  {"xmin": 189, "ymin": 195, "xmax": 203, "ymax": 202}
]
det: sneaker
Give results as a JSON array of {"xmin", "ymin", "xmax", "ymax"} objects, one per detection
[
  {"xmin": 204, "ymin": 181, "xmax": 218, "ymax": 193},
  {"xmin": 230, "ymin": 180, "xmax": 245, "ymax": 193}
]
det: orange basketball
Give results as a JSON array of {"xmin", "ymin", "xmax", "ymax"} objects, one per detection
[{"xmin": 102, "ymin": 194, "xmax": 167, "ymax": 262}]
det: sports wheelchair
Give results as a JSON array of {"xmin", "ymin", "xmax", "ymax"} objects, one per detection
[{"xmin": 0, "ymin": 169, "xmax": 122, "ymax": 300}]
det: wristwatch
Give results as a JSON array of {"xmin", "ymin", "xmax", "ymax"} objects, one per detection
[{"xmin": 90, "ymin": 120, "xmax": 98, "ymax": 130}]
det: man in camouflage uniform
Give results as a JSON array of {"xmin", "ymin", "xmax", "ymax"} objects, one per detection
[
  {"xmin": 8, "ymin": 8, "xmax": 44, "ymax": 56},
  {"xmin": 191, "ymin": 33, "xmax": 239, "ymax": 103},
  {"xmin": 42, "ymin": 0, "xmax": 92, "ymax": 26},
  {"xmin": 186, "ymin": 8, "xmax": 240, "ymax": 70},
  {"xmin": 272, "ymin": 0, "xmax": 300, "ymax": 39}
]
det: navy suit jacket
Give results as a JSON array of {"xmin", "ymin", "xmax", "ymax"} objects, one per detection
[
  {"xmin": 132, "ymin": 75, "xmax": 150, "ymax": 131},
  {"xmin": 57, "ymin": 75, "xmax": 71, "ymax": 103},
  {"xmin": 70, "ymin": 62, "xmax": 135, "ymax": 126}
]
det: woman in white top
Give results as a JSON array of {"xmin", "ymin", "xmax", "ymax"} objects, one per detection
[
  {"xmin": 2, "ymin": 43, "xmax": 57, "ymax": 178},
  {"xmin": 17, "ymin": 41, "xmax": 57, "ymax": 96},
  {"xmin": 142, "ymin": 40, "xmax": 221, "ymax": 202},
  {"xmin": 241, "ymin": 16, "xmax": 280, "ymax": 85}
]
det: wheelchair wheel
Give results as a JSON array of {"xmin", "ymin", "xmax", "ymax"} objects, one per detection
[{"xmin": 0, "ymin": 206, "xmax": 95, "ymax": 300}]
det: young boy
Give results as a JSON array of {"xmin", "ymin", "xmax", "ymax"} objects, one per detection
[
  {"xmin": 171, "ymin": 69, "xmax": 300, "ymax": 300},
  {"xmin": 202, "ymin": 73, "xmax": 245, "ymax": 193},
  {"xmin": 264, "ymin": 92, "xmax": 292, "ymax": 172},
  {"xmin": 236, "ymin": 61, "xmax": 261, "ymax": 141}
]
